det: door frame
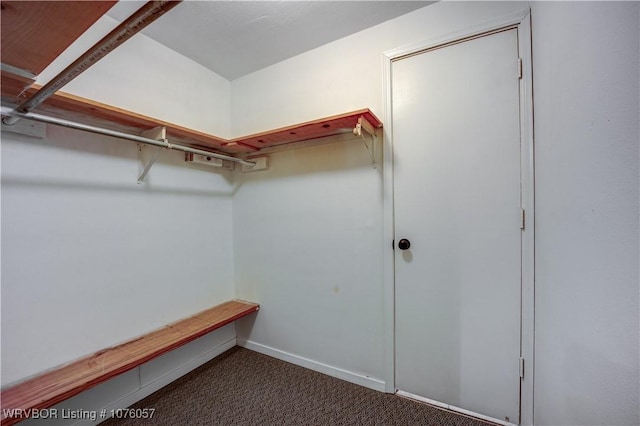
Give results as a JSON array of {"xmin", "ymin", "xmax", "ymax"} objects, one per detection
[{"xmin": 381, "ymin": 10, "xmax": 535, "ymax": 426}]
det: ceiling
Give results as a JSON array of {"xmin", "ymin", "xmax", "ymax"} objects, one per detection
[{"xmin": 107, "ymin": 1, "xmax": 434, "ymax": 81}]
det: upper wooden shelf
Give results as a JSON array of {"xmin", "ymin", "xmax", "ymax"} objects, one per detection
[
  {"xmin": 1, "ymin": 1, "xmax": 116, "ymax": 75},
  {"xmin": 0, "ymin": 0, "xmax": 382, "ymax": 160},
  {"xmin": 2, "ymin": 88, "xmax": 382, "ymax": 157},
  {"xmin": 0, "ymin": 1, "xmax": 116, "ymax": 97},
  {"xmin": 23, "ymin": 89, "xmax": 232, "ymax": 154},
  {"xmin": 227, "ymin": 109, "xmax": 382, "ymax": 154},
  {"xmin": 0, "ymin": 300, "xmax": 259, "ymax": 426}
]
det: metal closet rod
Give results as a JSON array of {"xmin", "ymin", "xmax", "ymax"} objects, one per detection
[{"xmin": 0, "ymin": 107, "xmax": 255, "ymax": 167}]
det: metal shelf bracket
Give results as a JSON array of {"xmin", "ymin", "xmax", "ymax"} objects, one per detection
[
  {"xmin": 137, "ymin": 126, "xmax": 167, "ymax": 184},
  {"xmin": 353, "ymin": 116, "xmax": 378, "ymax": 169}
]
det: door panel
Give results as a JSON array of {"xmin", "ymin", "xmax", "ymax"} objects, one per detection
[{"xmin": 393, "ymin": 29, "xmax": 522, "ymax": 423}]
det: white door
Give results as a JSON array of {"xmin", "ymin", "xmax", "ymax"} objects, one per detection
[{"xmin": 393, "ymin": 29, "xmax": 522, "ymax": 423}]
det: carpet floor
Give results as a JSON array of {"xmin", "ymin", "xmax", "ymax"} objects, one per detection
[{"xmin": 103, "ymin": 347, "xmax": 494, "ymax": 425}]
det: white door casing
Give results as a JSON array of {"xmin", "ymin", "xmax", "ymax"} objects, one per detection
[{"xmin": 382, "ymin": 10, "xmax": 535, "ymax": 426}]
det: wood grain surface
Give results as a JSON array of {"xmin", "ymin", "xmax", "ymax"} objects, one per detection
[{"xmin": 0, "ymin": 300, "xmax": 259, "ymax": 426}]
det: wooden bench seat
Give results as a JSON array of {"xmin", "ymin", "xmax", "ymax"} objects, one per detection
[{"xmin": 0, "ymin": 299, "xmax": 259, "ymax": 425}]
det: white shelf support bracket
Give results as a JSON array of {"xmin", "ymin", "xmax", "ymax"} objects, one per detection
[
  {"xmin": 137, "ymin": 126, "xmax": 167, "ymax": 184},
  {"xmin": 241, "ymin": 156, "xmax": 269, "ymax": 172},
  {"xmin": 353, "ymin": 116, "xmax": 378, "ymax": 169}
]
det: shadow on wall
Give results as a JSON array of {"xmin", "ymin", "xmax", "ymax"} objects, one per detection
[
  {"xmin": 235, "ymin": 134, "xmax": 382, "ymax": 187},
  {"xmin": 235, "ymin": 312, "xmax": 259, "ymax": 344},
  {"xmin": 2, "ymin": 119, "xmax": 381, "ymax": 196},
  {"xmin": 0, "ymin": 177, "xmax": 232, "ymax": 198},
  {"xmin": 3, "ymin": 116, "xmax": 156, "ymax": 161},
  {"xmin": 1, "ymin": 122, "xmax": 236, "ymax": 196}
]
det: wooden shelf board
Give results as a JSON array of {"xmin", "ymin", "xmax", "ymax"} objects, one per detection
[
  {"xmin": 0, "ymin": 300, "xmax": 259, "ymax": 426},
  {"xmin": 21, "ymin": 89, "xmax": 234, "ymax": 154},
  {"xmin": 0, "ymin": 70, "xmax": 35, "ymax": 99},
  {"xmin": 2, "ymin": 87, "xmax": 382, "ymax": 157},
  {"xmin": 229, "ymin": 109, "xmax": 383, "ymax": 152},
  {"xmin": 1, "ymin": 1, "xmax": 117, "ymax": 75}
]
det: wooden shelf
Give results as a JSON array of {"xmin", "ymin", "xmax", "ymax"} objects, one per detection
[
  {"xmin": 0, "ymin": 300, "xmax": 259, "ymax": 426},
  {"xmin": 3, "ymin": 88, "xmax": 382, "ymax": 157},
  {"xmin": 0, "ymin": 1, "xmax": 382, "ymax": 159},
  {"xmin": 1, "ymin": 1, "xmax": 116, "ymax": 97},
  {"xmin": 1, "ymin": 1, "xmax": 116, "ymax": 76},
  {"xmin": 24, "ymin": 89, "xmax": 233, "ymax": 154},
  {"xmin": 227, "ymin": 109, "xmax": 382, "ymax": 154},
  {"xmin": 0, "ymin": 69, "xmax": 35, "ymax": 100}
]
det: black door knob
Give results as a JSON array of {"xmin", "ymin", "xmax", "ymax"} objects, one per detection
[{"xmin": 398, "ymin": 239, "xmax": 411, "ymax": 250}]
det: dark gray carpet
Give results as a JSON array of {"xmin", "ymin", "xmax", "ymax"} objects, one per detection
[{"xmin": 103, "ymin": 347, "xmax": 493, "ymax": 425}]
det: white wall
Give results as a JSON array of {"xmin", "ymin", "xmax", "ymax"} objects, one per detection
[
  {"xmin": 1, "ymin": 16, "xmax": 236, "ymax": 387},
  {"xmin": 530, "ymin": 2, "xmax": 639, "ymax": 425},
  {"xmin": 1, "ymin": 127, "xmax": 235, "ymax": 386},
  {"xmin": 36, "ymin": 14, "xmax": 231, "ymax": 138},
  {"xmin": 1, "ymin": 2, "xmax": 638, "ymax": 425},
  {"xmin": 232, "ymin": 0, "xmax": 529, "ymax": 391},
  {"xmin": 232, "ymin": 1, "xmax": 639, "ymax": 425},
  {"xmin": 233, "ymin": 140, "xmax": 386, "ymax": 389},
  {"xmin": 231, "ymin": 2, "xmax": 525, "ymax": 135}
]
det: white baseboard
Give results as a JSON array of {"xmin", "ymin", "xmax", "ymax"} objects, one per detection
[
  {"xmin": 68, "ymin": 337, "xmax": 237, "ymax": 426},
  {"xmin": 396, "ymin": 390, "xmax": 517, "ymax": 426},
  {"xmin": 98, "ymin": 337, "xmax": 237, "ymax": 423},
  {"xmin": 237, "ymin": 339, "xmax": 385, "ymax": 393},
  {"xmin": 41, "ymin": 336, "xmax": 382, "ymax": 426}
]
